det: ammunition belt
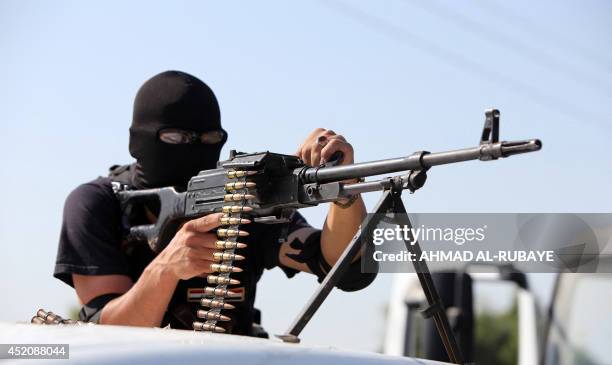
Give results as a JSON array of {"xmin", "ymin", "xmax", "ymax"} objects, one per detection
[
  {"xmin": 192, "ymin": 169, "xmax": 257, "ymax": 333},
  {"xmin": 31, "ymin": 309, "xmax": 84, "ymax": 325}
]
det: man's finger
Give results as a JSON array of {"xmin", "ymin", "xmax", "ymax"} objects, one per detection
[
  {"xmin": 306, "ymin": 128, "xmax": 327, "ymax": 140},
  {"xmin": 323, "ymin": 129, "xmax": 336, "ymax": 137},
  {"xmin": 297, "ymin": 128, "xmax": 327, "ymax": 156},
  {"xmin": 183, "ymin": 232, "xmax": 218, "ymax": 248},
  {"xmin": 310, "ymin": 135, "xmax": 327, "ymax": 166},
  {"xmin": 185, "ymin": 213, "xmax": 224, "ymax": 232},
  {"xmin": 328, "ymin": 134, "xmax": 346, "ymax": 142},
  {"xmin": 190, "ymin": 247, "xmax": 219, "ymax": 261},
  {"xmin": 188, "ymin": 259, "xmax": 220, "ymax": 277},
  {"xmin": 321, "ymin": 138, "xmax": 352, "ymax": 164}
]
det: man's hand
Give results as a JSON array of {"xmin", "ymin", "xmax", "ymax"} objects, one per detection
[
  {"xmin": 295, "ymin": 128, "xmax": 354, "ymax": 167},
  {"xmin": 279, "ymin": 128, "xmax": 366, "ymax": 273},
  {"xmin": 75, "ymin": 212, "xmax": 227, "ymax": 327},
  {"xmin": 153, "ymin": 212, "xmax": 226, "ymax": 281}
]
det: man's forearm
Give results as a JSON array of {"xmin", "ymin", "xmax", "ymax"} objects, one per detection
[
  {"xmin": 100, "ymin": 261, "xmax": 178, "ymax": 327},
  {"xmin": 321, "ymin": 196, "xmax": 367, "ymax": 265}
]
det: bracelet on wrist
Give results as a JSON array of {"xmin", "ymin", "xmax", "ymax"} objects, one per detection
[
  {"xmin": 333, "ymin": 177, "xmax": 364, "ymax": 209},
  {"xmin": 333, "ymin": 193, "xmax": 360, "ymax": 209}
]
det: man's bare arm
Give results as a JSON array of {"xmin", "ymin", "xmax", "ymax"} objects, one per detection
[
  {"xmin": 73, "ymin": 266, "xmax": 176, "ymax": 326},
  {"xmin": 321, "ymin": 196, "xmax": 366, "ymax": 264},
  {"xmin": 72, "ymin": 213, "xmax": 224, "ymax": 327},
  {"xmin": 280, "ymin": 128, "xmax": 365, "ymax": 273}
]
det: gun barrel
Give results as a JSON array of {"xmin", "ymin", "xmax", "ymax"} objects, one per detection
[{"xmin": 301, "ymin": 138, "xmax": 541, "ymax": 184}]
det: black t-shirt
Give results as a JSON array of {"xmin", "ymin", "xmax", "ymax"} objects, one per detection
[{"xmin": 53, "ymin": 176, "xmax": 320, "ymax": 335}]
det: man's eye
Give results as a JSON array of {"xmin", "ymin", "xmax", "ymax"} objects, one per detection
[
  {"xmin": 159, "ymin": 132, "xmax": 190, "ymax": 144},
  {"xmin": 201, "ymin": 130, "xmax": 226, "ymax": 144}
]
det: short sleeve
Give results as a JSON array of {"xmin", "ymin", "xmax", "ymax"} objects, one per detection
[
  {"xmin": 53, "ymin": 178, "xmax": 130, "ymax": 287},
  {"xmin": 259, "ymin": 211, "xmax": 318, "ymax": 278},
  {"xmin": 261, "ymin": 210, "xmax": 377, "ymax": 291}
]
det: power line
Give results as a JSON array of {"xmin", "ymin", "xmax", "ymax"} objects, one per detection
[
  {"xmin": 405, "ymin": 0, "xmax": 612, "ymax": 97},
  {"xmin": 316, "ymin": 0, "xmax": 608, "ymax": 126},
  {"xmin": 472, "ymin": 0, "xmax": 612, "ymax": 75}
]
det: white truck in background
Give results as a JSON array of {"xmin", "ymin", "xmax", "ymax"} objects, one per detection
[{"xmin": 382, "ymin": 265, "xmax": 612, "ymax": 365}]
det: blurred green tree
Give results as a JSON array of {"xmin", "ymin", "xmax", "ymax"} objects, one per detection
[{"xmin": 475, "ymin": 303, "xmax": 518, "ymax": 365}]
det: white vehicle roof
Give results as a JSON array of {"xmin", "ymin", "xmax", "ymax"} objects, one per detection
[{"xmin": 0, "ymin": 322, "xmax": 447, "ymax": 365}]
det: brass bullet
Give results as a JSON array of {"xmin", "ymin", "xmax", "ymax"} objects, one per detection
[
  {"xmin": 217, "ymin": 229, "xmax": 249, "ymax": 238},
  {"xmin": 224, "ymin": 194, "xmax": 255, "ymax": 202},
  {"xmin": 193, "ymin": 321, "xmax": 226, "ymax": 333},
  {"xmin": 200, "ymin": 298, "xmax": 235, "ymax": 310},
  {"xmin": 36, "ymin": 309, "xmax": 49, "ymax": 319},
  {"xmin": 227, "ymin": 170, "xmax": 257, "ymax": 179},
  {"xmin": 210, "ymin": 263, "xmax": 242, "ymax": 273},
  {"xmin": 204, "ymin": 287, "xmax": 243, "ymax": 298},
  {"xmin": 215, "ymin": 240, "xmax": 247, "ymax": 250},
  {"xmin": 197, "ymin": 310, "xmax": 231, "ymax": 322},
  {"xmin": 225, "ymin": 181, "xmax": 256, "ymax": 190},
  {"xmin": 220, "ymin": 217, "xmax": 251, "ymax": 225},
  {"xmin": 39, "ymin": 311, "xmax": 63, "ymax": 324},
  {"xmin": 222, "ymin": 205, "xmax": 253, "ymax": 214},
  {"xmin": 31, "ymin": 316, "xmax": 45, "ymax": 324},
  {"xmin": 213, "ymin": 252, "xmax": 245, "ymax": 261},
  {"xmin": 207, "ymin": 275, "xmax": 241, "ymax": 285}
]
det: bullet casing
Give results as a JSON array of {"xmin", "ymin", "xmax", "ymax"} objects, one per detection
[
  {"xmin": 31, "ymin": 316, "xmax": 45, "ymax": 324},
  {"xmin": 217, "ymin": 229, "xmax": 249, "ymax": 237},
  {"xmin": 200, "ymin": 298, "xmax": 235, "ymax": 310},
  {"xmin": 224, "ymin": 194, "xmax": 255, "ymax": 202},
  {"xmin": 220, "ymin": 217, "xmax": 250, "ymax": 225},
  {"xmin": 227, "ymin": 170, "xmax": 257, "ymax": 179},
  {"xmin": 224, "ymin": 181, "xmax": 256, "ymax": 190},
  {"xmin": 215, "ymin": 240, "xmax": 247, "ymax": 249},
  {"xmin": 213, "ymin": 252, "xmax": 244, "ymax": 261},
  {"xmin": 210, "ymin": 263, "xmax": 242, "ymax": 273},
  {"xmin": 193, "ymin": 321, "xmax": 226, "ymax": 333},
  {"xmin": 37, "ymin": 310, "xmax": 65, "ymax": 324},
  {"xmin": 222, "ymin": 206, "xmax": 253, "ymax": 213},
  {"xmin": 204, "ymin": 287, "xmax": 242, "ymax": 298},
  {"xmin": 197, "ymin": 310, "xmax": 231, "ymax": 322},
  {"xmin": 207, "ymin": 275, "xmax": 240, "ymax": 285}
]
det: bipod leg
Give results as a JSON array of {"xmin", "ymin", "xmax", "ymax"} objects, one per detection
[
  {"xmin": 277, "ymin": 190, "xmax": 395, "ymax": 343},
  {"xmin": 389, "ymin": 191, "xmax": 465, "ymax": 364}
]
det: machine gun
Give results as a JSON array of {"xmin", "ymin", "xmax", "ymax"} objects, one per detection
[{"xmin": 115, "ymin": 109, "xmax": 541, "ymax": 364}]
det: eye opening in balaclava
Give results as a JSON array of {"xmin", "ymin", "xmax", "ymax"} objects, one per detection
[
  {"xmin": 157, "ymin": 128, "xmax": 227, "ymax": 145},
  {"xmin": 129, "ymin": 70, "xmax": 226, "ymax": 189}
]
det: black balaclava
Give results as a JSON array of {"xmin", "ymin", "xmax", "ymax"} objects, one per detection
[{"xmin": 129, "ymin": 70, "xmax": 226, "ymax": 189}]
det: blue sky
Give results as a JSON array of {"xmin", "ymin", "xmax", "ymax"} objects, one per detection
[{"xmin": 1, "ymin": 0, "xmax": 611, "ymax": 352}]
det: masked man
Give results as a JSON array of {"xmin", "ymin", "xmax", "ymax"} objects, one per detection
[{"xmin": 54, "ymin": 70, "xmax": 375, "ymax": 336}]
